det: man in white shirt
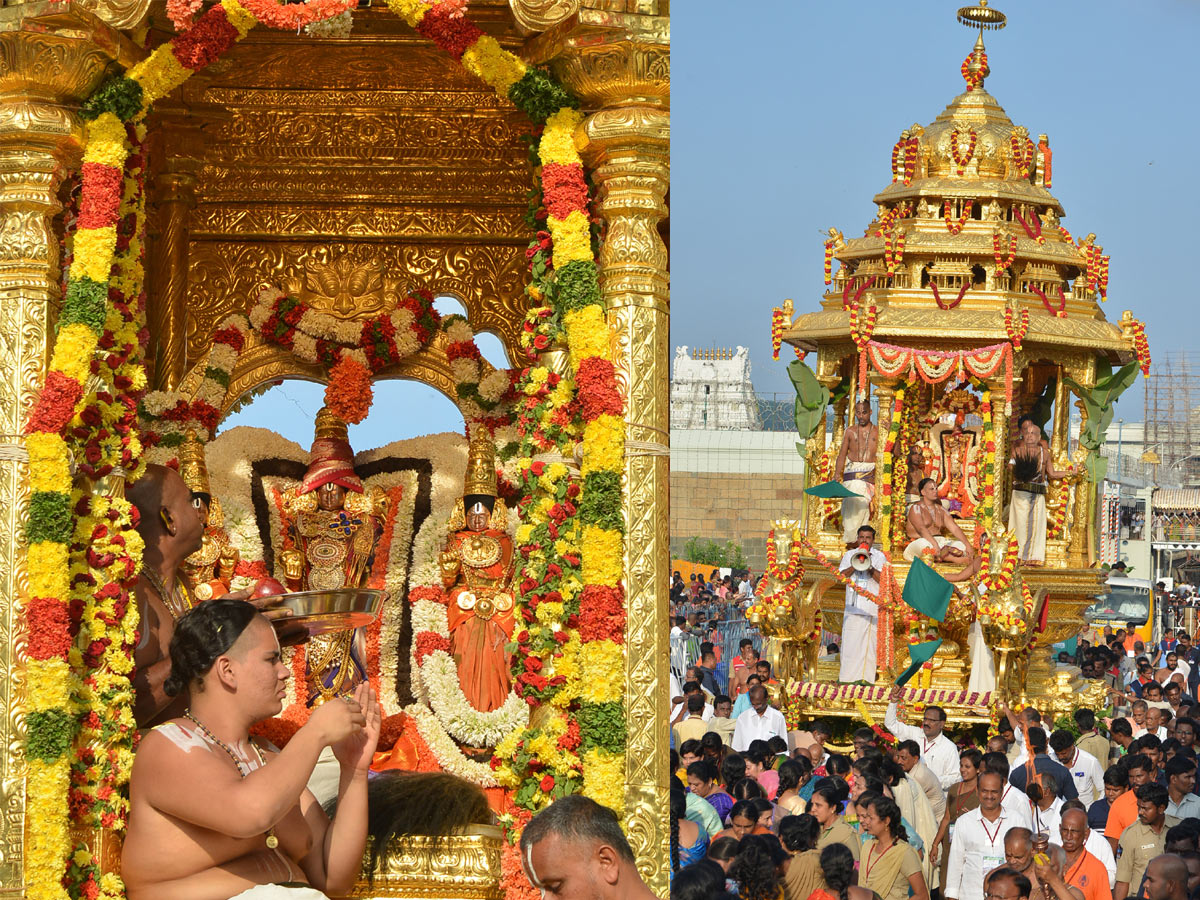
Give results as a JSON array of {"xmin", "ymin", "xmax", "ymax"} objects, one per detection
[
  {"xmin": 981, "ymin": 751, "xmax": 1034, "ymax": 829},
  {"xmin": 838, "ymin": 525, "xmax": 888, "ymax": 684},
  {"xmin": 730, "ymin": 685, "xmax": 787, "ymax": 752},
  {"xmin": 946, "ymin": 772, "xmax": 1016, "ymax": 900},
  {"xmin": 886, "ymin": 687, "xmax": 960, "ymax": 790},
  {"xmin": 669, "ymin": 682, "xmax": 713, "ymax": 723},
  {"xmin": 1051, "ymin": 729, "xmax": 1106, "ymax": 808}
]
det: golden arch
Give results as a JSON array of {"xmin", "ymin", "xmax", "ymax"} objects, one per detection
[{"xmin": 178, "ymin": 329, "xmax": 488, "ymax": 422}]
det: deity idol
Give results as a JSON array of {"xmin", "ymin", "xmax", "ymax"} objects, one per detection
[
  {"xmin": 280, "ymin": 408, "xmax": 388, "ymax": 705},
  {"xmin": 439, "ymin": 432, "xmax": 516, "ymax": 715},
  {"xmin": 178, "ymin": 429, "xmax": 241, "ymax": 602}
]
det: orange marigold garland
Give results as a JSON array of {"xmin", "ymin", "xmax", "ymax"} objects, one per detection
[
  {"xmin": 771, "ymin": 306, "xmax": 786, "ymax": 359},
  {"xmin": 950, "ymin": 129, "xmax": 977, "ymax": 175},
  {"xmin": 324, "ymin": 354, "xmax": 373, "ymax": 424},
  {"xmin": 1010, "ymin": 132, "xmax": 1035, "ymax": 178},
  {"xmin": 1128, "ymin": 318, "xmax": 1151, "ymax": 376},
  {"xmin": 992, "ymin": 231, "xmax": 1018, "ymax": 272},
  {"xmin": 1003, "ymin": 306, "xmax": 1030, "ymax": 349},
  {"xmin": 883, "ymin": 228, "xmax": 906, "ymax": 275},
  {"xmin": 961, "ymin": 50, "xmax": 987, "ymax": 91}
]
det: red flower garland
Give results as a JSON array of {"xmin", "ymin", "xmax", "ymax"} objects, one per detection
[
  {"xmin": 414, "ymin": 631, "xmax": 452, "ymax": 665},
  {"xmin": 873, "ymin": 202, "xmax": 909, "ymax": 238},
  {"xmin": 1004, "ymin": 306, "xmax": 1030, "ymax": 349},
  {"xmin": 236, "ymin": 0, "xmax": 356, "ymax": 30},
  {"xmin": 930, "ymin": 282, "xmax": 969, "ymax": 311},
  {"xmin": 950, "ymin": 129, "xmax": 977, "ymax": 175},
  {"xmin": 171, "ymin": 4, "xmax": 239, "ymax": 71},
  {"xmin": 842, "ymin": 275, "xmax": 877, "ymax": 311},
  {"xmin": 541, "ymin": 163, "xmax": 589, "ymax": 222},
  {"xmin": 823, "ymin": 240, "xmax": 835, "ymax": 285},
  {"xmin": 324, "ymin": 355, "xmax": 373, "ymax": 424},
  {"xmin": 1029, "ymin": 284, "xmax": 1067, "ymax": 318},
  {"xmin": 76, "ymin": 163, "xmax": 123, "ymax": 230},
  {"xmin": 771, "ymin": 307, "xmax": 785, "ymax": 359},
  {"xmin": 578, "ymin": 585, "xmax": 626, "ymax": 644},
  {"xmin": 576, "ymin": 358, "xmax": 623, "ymax": 421},
  {"xmin": 1127, "ymin": 318, "xmax": 1151, "ymax": 376},
  {"xmin": 1012, "ymin": 207, "xmax": 1044, "ymax": 245},
  {"xmin": 1010, "ymin": 134, "xmax": 1035, "ymax": 178},
  {"xmin": 992, "ymin": 231, "xmax": 1018, "ymax": 272},
  {"xmin": 943, "ymin": 199, "xmax": 973, "ymax": 236},
  {"xmin": 416, "ymin": 2, "xmax": 484, "ymax": 60},
  {"xmin": 883, "ymin": 229, "xmax": 906, "ymax": 274},
  {"xmin": 961, "ymin": 50, "xmax": 987, "ymax": 91}
]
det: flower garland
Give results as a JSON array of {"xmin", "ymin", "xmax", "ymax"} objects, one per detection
[
  {"xmin": 873, "ymin": 202, "xmax": 909, "ymax": 238},
  {"xmin": 771, "ymin": 306, "xmax": 786, "ymax": 360},
  {"xmin": 950, "ymin": 129, "xmax": 977, "ymax": 175},
  {"xmin": 943, "ymin": 199, "xmax": 973, "ymax": 236},
  {"xmin": 518, "ymin": 305, "xmax": 563, "ymax": 362},
  {"xmin": 992, "ymin": 231, "xmax": 1018, "ymax": 273},
  {"xmin": 978, "ymin": 388, "xmax": 997, "ymax": 529},
  {"xmin": 813, "ymin": 450, "xmax": 842, "ymax": 531},
  {"xmin": 961, "ymin": 50, "xmax": 987, "ymax": 91},
  {"xmin": 765, "ymin": 529, "xmax": 804, "ymax": 582},
  {"xmin": 974, "ymin": 530, "xmax": 1017, "ymax": 593},
  {"xmin": 883, "ymin": 228, "xmax": 906, "ymax": 275},
  {"xmin": 842, "ymin": 275, "xmax": 877, "ymax": 312},
  {"xmin": 140, "ymin": 315, "xmax": 248, "ymax": 462},
  {"xmin": 247, "ymin": 285, "xmax": 440, "ymax": 424},
  {"xmin": 1047, "ymin": 479, "xmax": 1070, "ymax": 541},
  {"xmin": 1012, "ymin": 206, "xmax": 1044, "ymax": 245},
  {"xmin": 1010, "ymin": 132, "xmax": 1034, "ymax": 179},
  {"xmin": 892, "ymin": 135, "xmax": 918, "ymax": 185},
  {"xmin": 1080, "ymin": 241, "xmax": 1111, "ymax": 301},
  {"xmin": 877, "ymin": 386, "xmax": 905, "ymax": 550},
  {"xmin": 1127, "ymin": 318, "xmax": 1151, "ymax": 376},
  {"xmin": 930, "ymin": 282, "xmax": 969, "ymax": 311},
  {"xmin": 1003, "ymin": 306, "xmax": 1030, "ymax": 350},
  {"xmin": 849, "ymin": 302, "xmax": 878, "ymax": 399},
  {"xmin": 1028, "ymin": 284, "xmax": 1067, "ymax": 318},
  {"xmin": 866, "ymin": 340, "xmax": 1013, "ymax": 412}
]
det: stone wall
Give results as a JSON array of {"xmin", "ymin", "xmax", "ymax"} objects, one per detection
[{"xmin": 670, "ymin": 470, "xmax": 807, "ymax": 572}]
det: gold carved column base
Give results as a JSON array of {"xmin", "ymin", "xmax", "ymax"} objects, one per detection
[{"xmin": 344, "ymin": 826, "xmax": 503, "ymax": 900}]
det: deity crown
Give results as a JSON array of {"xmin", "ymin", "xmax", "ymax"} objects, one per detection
[
  {"xmin": 464, "ymin": 431, "xmax": 498, "ymax": 498},
  {"xmin": 314, "ymin": 406, "xmax": 350, "ymax": 443},
  {"xmin": 178, "ymin": 429, "xmax": 211, "ymax": 496}
]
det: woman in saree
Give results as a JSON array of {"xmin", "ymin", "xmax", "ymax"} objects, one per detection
[{"xmin": 856, "ymin": 794, "xmax": 928, "ymax": 900}]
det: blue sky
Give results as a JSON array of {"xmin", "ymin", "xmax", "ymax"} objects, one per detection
[{"xmin": 672, "ymin": 0, "xmax": 1199, "ymax": 413}]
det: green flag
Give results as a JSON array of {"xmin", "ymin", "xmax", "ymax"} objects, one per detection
[
  {"xmin": 895, "ymin": 639, "xmax": 943, "ymax": 687},
  {"xmin": 804, "ymin": 481, "xmax": 861, "ymax": 499},
  {"xmin": 902, "ymin": 557, "xmax": 953, "ymax": 622}
]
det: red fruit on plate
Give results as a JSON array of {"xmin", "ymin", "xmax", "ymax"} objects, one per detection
[{"xmin": 251, "ymin": 577, "xmax": 286, "ymax": 599}]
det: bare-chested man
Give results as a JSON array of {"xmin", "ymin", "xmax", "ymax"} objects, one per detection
[
  {"xmin": 905, "ymin": 444, "xmax": 927, "ymax": 506},
  {"xmin": 904, "ymin": 476, "xmax": 974, "ymax": 564},
  {"xmin": 123, "ymin": 598, "xmax": 380, "ymax": 900},
  {"xmin": 129, "ymin": 464, "xmax": 302, "ymax": 729},
  {"xmin": 836, "ymin": 399, "xmax": 879, "ymax": 542},
  {"xmin": 1008, "ymin": 415, "xmax": 1071, "ymax": 564}
]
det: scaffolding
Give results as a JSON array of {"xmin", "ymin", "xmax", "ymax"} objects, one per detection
[{"xmin": 1144, "ymin": 351, "xmax": 1200, "ymax": 488}]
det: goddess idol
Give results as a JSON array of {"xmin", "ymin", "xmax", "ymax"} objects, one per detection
[
  {"xmin": 440, "ymin": 433, "xmax": 517, "ymax": 714},
  {"xmin": 280, "ymin": 407, "xmax": 388, "ymax": 704}
]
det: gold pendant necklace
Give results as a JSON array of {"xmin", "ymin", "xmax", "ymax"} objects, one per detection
[
  {"xmin": 141, "ymin": 566, "xmax": 192, "ymax": 620},
  {"xmin": 183, "ymin": 710, "xmax": 280, "ymax": 849}
]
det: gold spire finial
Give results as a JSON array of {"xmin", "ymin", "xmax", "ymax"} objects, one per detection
[
  {"xmin": 464, "ymin": 431, "xmax": 498, "ymax": 498},
  {"xmin": 957, "ymin": 0, "xmax": 1006, "ymax": 31},
  {"xmin": 178, "ymin": 429, "xmax": 210, "ymax": 496},
  {"xmin": 314, "ymin": 406, "xmax": 349, "ymax": 442}
]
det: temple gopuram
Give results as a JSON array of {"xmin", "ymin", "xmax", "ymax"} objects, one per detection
[
  {"xmin": 0, "ymin": 0, "xmax": 669, "ymax": 897},
  {"xmin": 757, "ymin": 2, "xmax": 1147, "ymax": 728}
]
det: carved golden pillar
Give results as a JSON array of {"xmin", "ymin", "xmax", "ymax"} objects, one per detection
[
  {"xmin": 519, "ymin": 2, "xmax": 669, "ymax": 890},
  {"xmin": 145, "ymin": 97, "xmax": 227, "ymax": 390},
  {"xmin": 0, "ymin": 6, "xmax": 135, "ymax": 888},
  {"xmin": 869, "ymin": 381, "xmax": 896, "ymax": 551}
]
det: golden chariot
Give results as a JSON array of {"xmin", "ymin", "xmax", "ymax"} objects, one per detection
[
  {"xmin": 0, "ymin": 0, "xmax": 669, "ymax": 897},
  {"xmin": 757, "ymin": 3, "xmax": 1141, "ymax": 729}
]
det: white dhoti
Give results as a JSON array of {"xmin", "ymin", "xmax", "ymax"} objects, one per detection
[
  {"xmin": 967, "ymin": 617, "xmax": 997, "ymax": 695},
  {"xmin": 902, "ymin": 536, "xmax": 967, "ymax": 562},
  {"xmin": 842, "ymin": 462, "xmax": 876, "ymax": 541},
  {"xmin": 305, "ymin": 746, "xmax": 341, "ymax": 808},
  {"xmin": 1008, "ymin": 487, "xmax": 1047, "ymax": 563},
  {"xmin": 231, "ymin": 886, "xmax": 330, "ymax": 899},
  {"xmin": 839, "ymin": 612, "xmax": 878, "ymax": 683}
]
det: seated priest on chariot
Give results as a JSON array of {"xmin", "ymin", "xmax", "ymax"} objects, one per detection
[
  {"xmin": 122, "ymin": 598, "xmax": 380, "ymax": 900},
  {"xmin": 1008, "ymin": 414, "xmax": 1071, "ymax": 564},
  {"xmin": 903, "ymin": 477, "xmax": 974, "ymax": 565}
]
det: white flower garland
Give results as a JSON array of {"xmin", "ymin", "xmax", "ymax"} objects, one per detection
[
  {"xmin": 419, "ymin": 649, "xmax": 528, "ymax": 747},
  {"xmin": 304, "ymin": 10, "xmax": 353, "ymax": 38},
  {"xmin": 404, "ymin": 703, "xmax": 498, "ymax": 787}
]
